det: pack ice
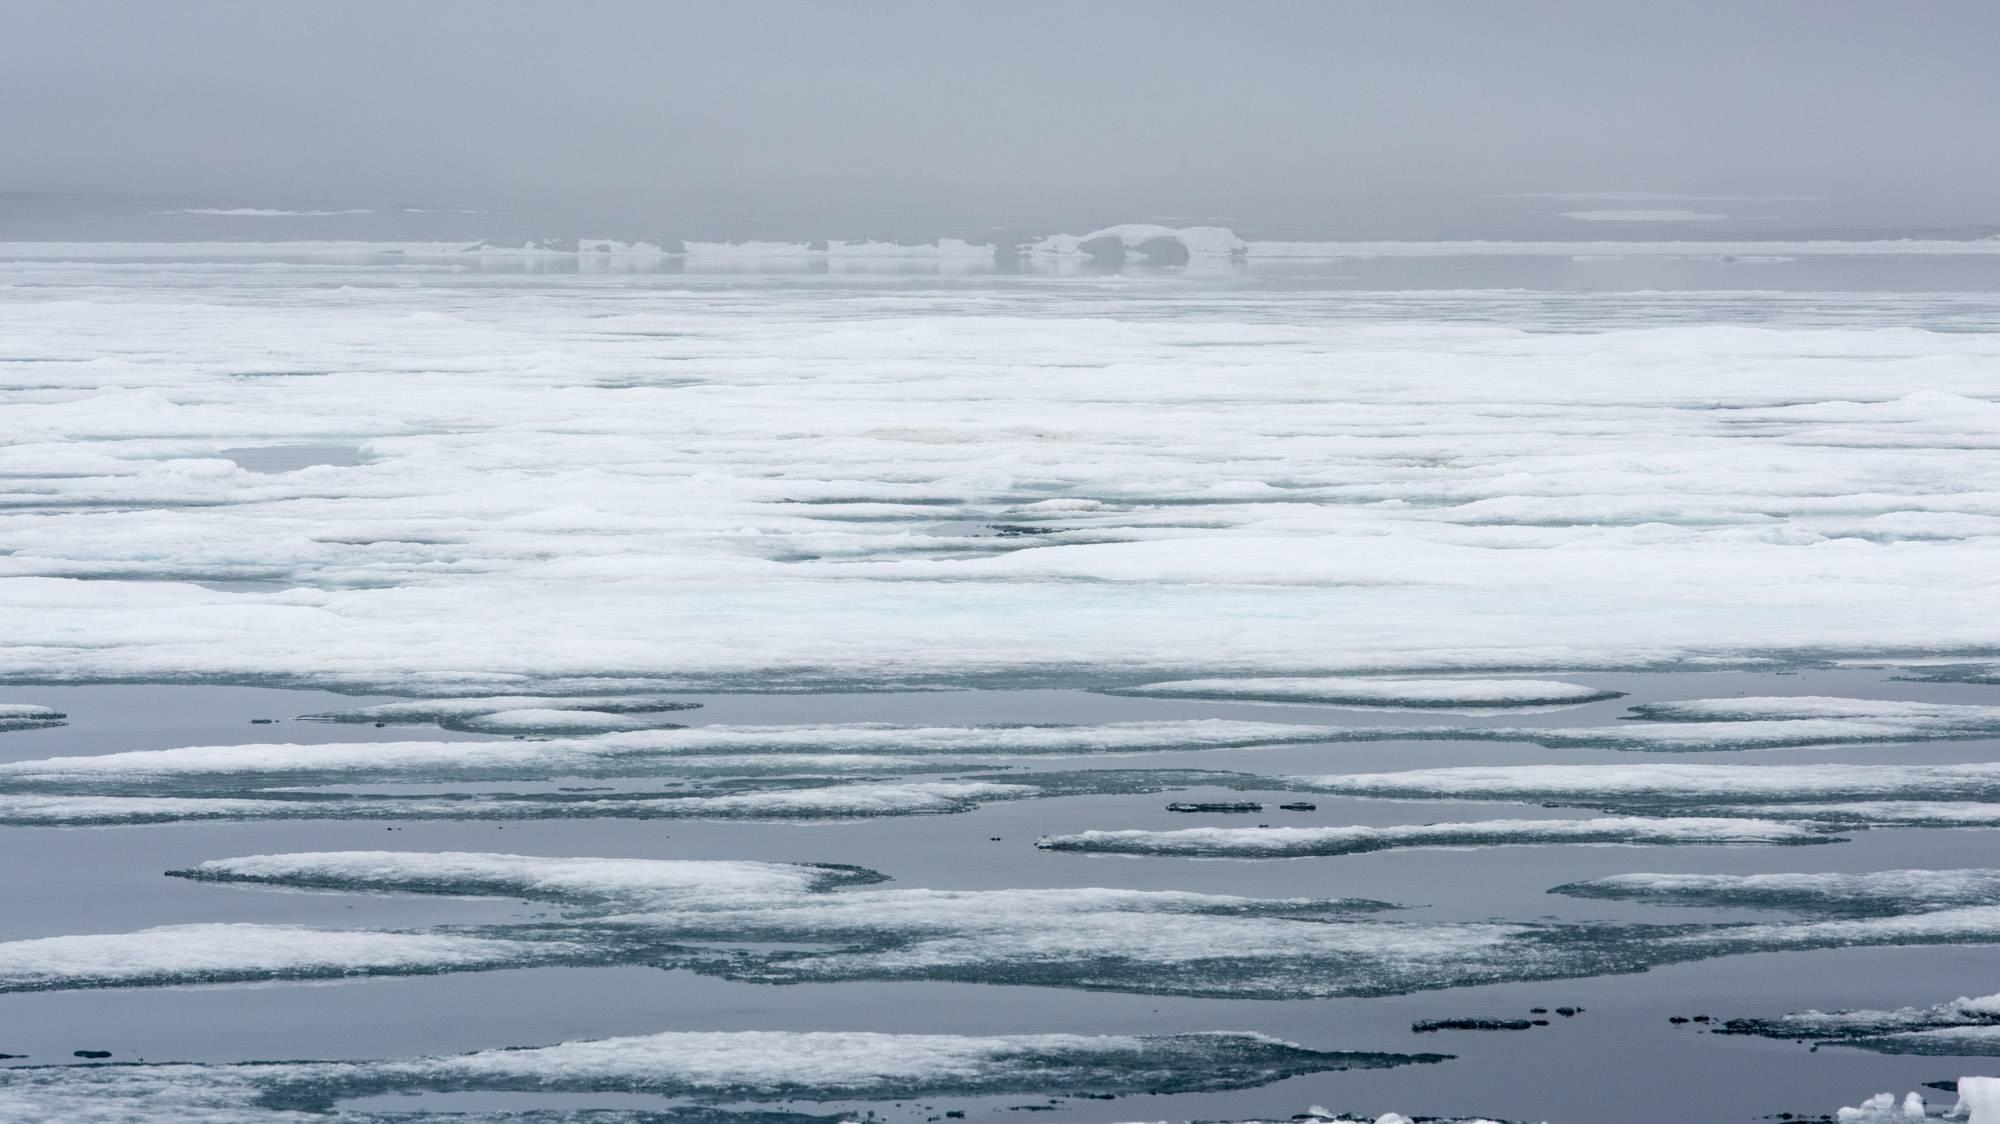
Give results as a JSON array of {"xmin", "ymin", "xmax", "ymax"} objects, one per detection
[
  {"xmin": 0, "ymin": 1029, "xmax": 1425, "ymax": 1122},
  {"xmin": 6, "ymin": 276, "xmax": 2000, "ymax": 688}
]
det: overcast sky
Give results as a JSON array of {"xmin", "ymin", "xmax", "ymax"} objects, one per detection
[{"xmin": 4, "ymin": 0, "xmax": 1997, "ymax": 236}]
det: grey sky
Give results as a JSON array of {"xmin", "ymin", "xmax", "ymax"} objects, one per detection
[{"xmin": 3, "ymin": 0, "xmax": 1997, "ymax": 237}]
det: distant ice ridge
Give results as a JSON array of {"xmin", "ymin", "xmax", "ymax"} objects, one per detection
[
  {"xmin": 1037, "ymin": 816, "xmax": 1834, "ymax": 858},
  {"xmin": 10, "ymin": 225, "xmax": 2000, "ymax": 260},
  {"xmin": 1107, "ymin": 677, "xmax": 1621, "ymax": 709},
  {"xmin": 0, "ymin": 704, "xmax": 63, "ymax": 733},
  {"xmin": 0, "ymin": 1030, "xmax": 1418, "ymax": 1121},
  {"xmin": 302, "ymin": 695, "xmax": 700, "ymax": 733},
  {"xmin": 0, "ymin": 848, "xmax": 1978, "ymax": 1001}
]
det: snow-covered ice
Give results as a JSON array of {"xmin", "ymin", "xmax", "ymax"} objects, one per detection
[
  {"xmin": 1107, "ymin": 677, "xmax": 1621, "ymax": 709},
  {"xmin": 1037, "ymin": 816, "xmax": 1833, "ymax": 857},
  {"xmin": 5, "ymin": 274, "xmax": 2000, "ymax": 690},
  {"xmin": 0, "ymin": 1029, "xmax": 1413, "ymax": 1121},
  {"xmin": 1551, "ymin": 870, "xmax": 2000, "ymax": 916}
]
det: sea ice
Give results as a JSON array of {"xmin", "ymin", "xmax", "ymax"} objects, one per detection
[
  {"xmin": 1037, "ymin": 816, "xmax": 1833, "ymax": 858},
  {"xmin": 0, "ymin": 704, "xmax": 63, "ymax": 733},
  {"xmin": 1107, "ymin": 677, "xmax": 1621, "ymax": 708},
  {"xmin": 0, "ymin": 1029, "xmax": 1422, "ymax": 1121},
  {"xmin": 1550, "ymin": 870, "xmax": 2000, "ymax": 916}
]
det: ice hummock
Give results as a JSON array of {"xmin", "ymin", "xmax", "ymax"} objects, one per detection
[{"xmin": 1037, "ymin": 816, "xmax": 1834, "ymax": 858}]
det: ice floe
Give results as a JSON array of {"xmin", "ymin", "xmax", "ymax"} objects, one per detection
[
  {"xmin": 64, "ymin": 849, "xmax": 2000, "ymax": 1001},
  {"xmin": 1106, "ymin": 677, "xmax": 1621, "ymax": 709},
  {"xmin": 1295, "ymin": 762, "xmax": 2000, "ymax": 807},
  {"xmin": 0, "ymin": 781, "xmax": 1037, "ymax": 825},
  {"xmin": 0, "ymin": 704, "xmax": 64, "ymax": 733},
  {"xmin": 7, "ymin": 274, "xmax": 2000, "ymax": 689},
  {"xmin": 0, "ymin": 923, "xmax": 562, "ymax": 993},
  {"xmin": 0, "ymin": 1029, "xmax": 1421, "ymax": 1121},
  {"xmin": 1037, "ymin": 816, "xmax": 1834, "ymax": 858},
  {"xmin": 0, "ymin": 722, "xmax": 1343, "ymax": 788},
  {"xmin": 1551, "ymin": 870, "xmax": 2000, "ymax": 916}
]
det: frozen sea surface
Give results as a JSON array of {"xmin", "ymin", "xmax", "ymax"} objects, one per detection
[{"xmin": 4, "ymin": 252, "xmax": 2000, "ymax": 1122}]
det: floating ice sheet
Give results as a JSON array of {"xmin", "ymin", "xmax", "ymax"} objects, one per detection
[
  {"xmin": 1108, "ymin": 677, "xmax": 1621, "ymax": 708},
  {"xmin": 0, "ymin": 704, "xmax": 63, "ymax": 733},
  {"xmin": 1295, "ymin": 762, "xmax": 2000, "ymax": 807},
  {"xmin": 1037, "ymin": 816, "xmax": 1836, "ymax": 858},
  {"xmin": 0, "ymin": 722, "xmax": 1343, "ymax": 789},
  {"xmin": 0, "ymin": 1029, "xmax": 1428, "ymax": 1121},
  {"xmin": 0, "ymin": 781, "xmax": 1042, "ymax": 825},
  {"xmin": 1551, "ymin": 870, "xmax": 2000, "ymax": 916},
  {"xmin": 0, "ymin": 923, "xmax": 566, "ymax": 993},
  {"xmin": 7, "ymin": 278, "xmax": 2000, "ymax": 688},
  {"xmin": 52, "ymin": 850, "xmax": 1998, "ymax": 1001}
]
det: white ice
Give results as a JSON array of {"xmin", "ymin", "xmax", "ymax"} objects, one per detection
[
  {"xmin": 1110, "ymin": 677, "xmax": 1618, "ymax": 708},
  {"xmin": 5, "ymin": 273, "xmax": 2000, "ymax": 687},
  {"xmin": 1037, "ymin": 816, "xmax": 1827, "ymax": 857}
]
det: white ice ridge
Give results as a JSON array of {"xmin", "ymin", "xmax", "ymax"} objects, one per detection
[
  {"xmin": 1551, "ymin": 870, "xmax": 2000, "ymax": 916},
  {"xmin": 8, "ymin": 274, "xmax": 2000, "ymax": 687},
  {"xmin": 0, "ymin": 1030, "xmax": 1413, "ymax": 1121},
  {"xmin": 0, "ymin": 923, "xmax": 559, "ymax": 992},
  {"xmin": 1109, "ymin": 677, "xmax": 1620, "ymax": 708},
  {"xmin": 0, "ymin": 721, "xmax": 1341, "ymax": 784},
  {"xmin": 1036, "ymin": 816, "xmax": 1832, "ymax": 857}
]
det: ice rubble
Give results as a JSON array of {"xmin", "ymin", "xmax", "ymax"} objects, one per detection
[
  {"xmin": 0, "ymin": 1030, "xmax": 1421, "ymax": 1122},
  {"xmin": 7, "ymin": 276, "xmax": 2000, "ymax": 688},
  {"xmin": 1036, "ymin": 816, "xmax": 1834, "ymax": 858},
  {"xmin": 1107, "ymin": 677, "xmax": 1621, "ymax": 708},
  {"xmin": 0, "ymin": 849, "xmax": 1960, "ymax": 1001},
  {"xmin": 1551, "ymin": 870, "xmax": 2000, "ymax": 916}
]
